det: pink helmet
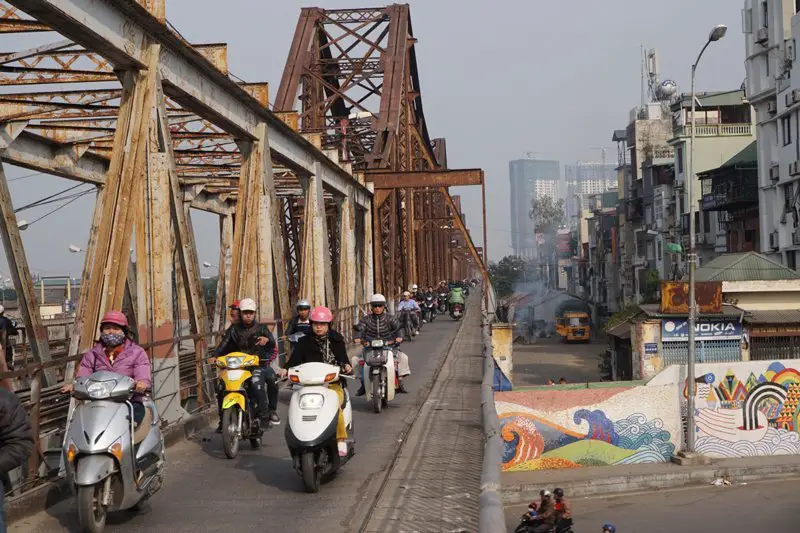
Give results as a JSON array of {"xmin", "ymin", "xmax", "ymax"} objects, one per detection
[
  {"xmin": 100, "ymin": 310, "xmax": 128, "ymax": 328},
  {"xmin": 309, "ymin": 306, "xmax": 333, "ymax": 323}
]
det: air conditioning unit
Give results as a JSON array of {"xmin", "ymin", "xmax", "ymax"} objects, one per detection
[
  {"xmin": 787, "ymin": 39, "xmax": 797, "ymax": 62},
  {"xmin": 790, "ymin": 160, "xmax": 800, "ymax": 176},
  {"xmin": 770, "ymin": 164, "xmax": 781, "ymax": 181},
  {"xmin": 768, "ymin": 99, "xmax": 778, "ymax": 114},
  {"xmin": 757, "ymin": 27, "xmax": 769, "ymax": 44},
  {"xmin": 770, "ymin": 230, "xmax": 780, "ymax": 250}
]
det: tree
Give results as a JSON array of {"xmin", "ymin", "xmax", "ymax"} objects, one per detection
[
  {"xmin": 488, "ymin": 255, "xmax": 536, "ymax": 297},
  {"xmin": 529, "ymin": 195, "xmax": 565, "ymax": 233}
]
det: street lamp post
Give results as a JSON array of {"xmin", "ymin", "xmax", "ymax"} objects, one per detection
[{"xmin": 687, "ymin": 23, "xmax": 727, "ymax": 453}]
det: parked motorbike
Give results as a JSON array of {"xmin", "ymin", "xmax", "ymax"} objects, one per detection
[
  {"xmin": 285, "ymin": 362, "xmax": 355, "ymax": 493},
  {"xmin": 216, "ymin": 352, "xmax": 265, "ymax": 458},
  {"xmin": 360, "ymin": 338, "xmax": 398, "ymax": 414},
  {"xmin": 63, "ymin": 371, "xmax": 165, "ymax": 533},
  {"xmin": 450, "ymin": 303, "xmax": 464, "ymax": 320},
  {"xmin": 514, "ymin": 515, "xmax": 573, "ymax": 533},
  {"xmin": 399, "ymin": 309, "xmax": 415, "ymax": 340},
  {"xmin": 422, "ymin": 295, "xmax": 437, "ymax": 323}
]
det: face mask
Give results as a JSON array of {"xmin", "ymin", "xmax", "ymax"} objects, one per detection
[{"xmin": 100, "ymin": 332, "xmax": 126, "ymax": 347}]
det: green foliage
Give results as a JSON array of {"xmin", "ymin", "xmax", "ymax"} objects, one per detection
[
  {"xmin": 605, "ymin": 303, "xmax": 641, "ymax": 331},
  {"xmin": 488, "ymin": 255, "xmax": 536, "ymax": 297},
  {"xmin": 202, "ymin": 277, "xmax": 218, "ymax": 304},
  {"xmin": 642, "ymin": 269, "xmax": 660, "ymax": 304},
  {"xmin": 529, "ymin": 195, "xmax": 566, "ymax": 233}
]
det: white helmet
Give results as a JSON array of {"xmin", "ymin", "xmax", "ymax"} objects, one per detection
[
  {"xmin": 411, "ymin": 284, "xmax": 418, "ymax": 290},
  {"xmin": 369, "ymin": 293, "xmax": 387, "ymax": 305},
  {"xmin": 239, "ymin": 298, "xmax": 257, "ymax": 312}
]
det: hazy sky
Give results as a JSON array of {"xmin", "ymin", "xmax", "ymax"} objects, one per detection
[{"xmin": 1, "ymin": 0, "xmax": 748, "ymax": 283}]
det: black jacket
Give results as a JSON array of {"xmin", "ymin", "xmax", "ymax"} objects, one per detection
[
  {"xmin": 0, "ymin": 388, "xmax": 33, "ymax": 475},
  {"xmin": 285, "ymin": 330, "xmax": 349, "ymax": 369},
  {"xmin": 215, "ymin": 322, "xmax": 277, "ymax": 363},
  {"xmin": 355, "ymin": 312, "xmax": 400, "ymax": 341},
  {"xmin": 0, "ymin": 316, "xmax": 17, "ymax": 346},
  {"xmin": 286, "ymin": 316, "xmax": 312, "ymax": 336}
]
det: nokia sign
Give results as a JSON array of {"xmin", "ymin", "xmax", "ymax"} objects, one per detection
[{"xmin": 661, "ymin": 319, "xmax": 742, "ymax": 341}]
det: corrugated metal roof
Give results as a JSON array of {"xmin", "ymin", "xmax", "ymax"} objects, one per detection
[
  {"xmin": 697, "ymin": 141, "xmax": 757, "ymax": 179},
  {"xmin": 638, "ymin": 303, "xmax": 744, "ymax": 318},
  {"xmin": 744, "ymin": 309, "xmax": 800, "ymax": 324},
  {"xmin": 671, "ymin": 89, "xmax": 746, "ymax": 110},
  {"xmin": 694, "ymin": 252, "xmax": 800, "ymax": 282}
]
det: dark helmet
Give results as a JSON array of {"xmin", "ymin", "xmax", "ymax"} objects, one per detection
[
  {"xmin": 554, "ymin": 488, "xmax": 564, "ymax": 498},
  {"xmin": 602, "ymin": 525, "xmax": 616, "ymax": 533}
]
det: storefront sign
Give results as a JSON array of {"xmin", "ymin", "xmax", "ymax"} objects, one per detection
[
  {"xmin": 644, "ymin": 343, "xmax": 658, "ymax": 354},
  {"xmin": 662, "ymin": 318, "xmax": 742, "ymax": 341}
]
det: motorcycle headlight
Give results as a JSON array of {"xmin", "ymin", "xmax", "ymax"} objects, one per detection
[
  {"xmin": 86, "ymin": 380, "xmax": 116, "ymax": 399},
  {"xmin": 299, "ymin": 393, "xmax": 324, "ymax": 410},
  {"xmin": 225, "ymin": 356, "xmax": 243, "ymax": 369},
  {"xmin": 370, "ymin": 339, "xmax": 385, "ymax": 348}
]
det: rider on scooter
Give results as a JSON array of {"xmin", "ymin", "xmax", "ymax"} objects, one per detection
[
  {"xmin": 397, "ymin": 291, "xmax": 421, "ymax": 336},
  {"xmin": 280, "ymin": 306, "xmax": 352, "ymax": 457},
  {"xmin": 60, "ymin": 311, "xmax": 151, "ymax": 425},
  {"xmin": 286, "ymin": 299, "xmax": 313, "ymax": 336},
  {"xmin": 353, "ymin": 294, "xmax": 411, "ymax": 395}
]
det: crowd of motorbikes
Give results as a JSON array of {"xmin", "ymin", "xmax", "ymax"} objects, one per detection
[{"xmin": 60, "ymin": 281, "xmax": 478, "ymax": 532}]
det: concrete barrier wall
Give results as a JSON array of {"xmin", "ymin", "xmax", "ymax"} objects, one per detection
[
  {"xmin": 649, "ymin": 359, "xmax": 800, "ymax": 458},
  {"xmin": 495, "ymin": 385, "xmax": 681, "ymax": 471}
]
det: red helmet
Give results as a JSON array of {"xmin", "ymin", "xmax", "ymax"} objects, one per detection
[
  {"xmin": 100, "ymin": 310, "xmax": 128, "ymax": 328},
  {"xmin": 309, "ymin": 306, "xmax": 333, "ymax": 323},
  {"xmin": 230, "ymin": 299, "xmax": 241, "ymax": 310}
]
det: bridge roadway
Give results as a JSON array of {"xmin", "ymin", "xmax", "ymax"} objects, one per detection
[{"xmin": 11, "ymin": 315, "xmax": 465, "ymax": 532}]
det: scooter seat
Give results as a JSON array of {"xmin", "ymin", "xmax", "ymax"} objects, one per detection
[{"xmin": 133, "ymin": 406, "xmax": 153, "ymax": 444}]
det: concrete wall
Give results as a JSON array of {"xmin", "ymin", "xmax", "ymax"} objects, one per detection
[
  {"xmin": 649, "ymin": 359, "xmax": 800, "ymax": 458},
  {"xmin": 722, "ymin": 280, "xmax": 800, "ymax": 310},
  {"xmin": 496, "ymin": 385, "xmax": 680, "ymax": 471}
]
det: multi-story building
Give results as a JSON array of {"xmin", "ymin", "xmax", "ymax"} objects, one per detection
[
  {"xmin": 743, "ymin": 0, "xmax": 800, "ymax": 267},
  {"xmin": 565, "ymin": 162, "xmax": 617, "ymax": 225},
  {"xmin": 509, "ymin": 159, "xmax": 562, "ymax": 258},
  {"xmin": 668, "ymin": 90, "xmax": 755, "ymax": 266}
]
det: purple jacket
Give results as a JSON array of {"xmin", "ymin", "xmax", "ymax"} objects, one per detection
[{"xmin": 77, "ymin": 340, "xmax": 152, "ymax": 402}]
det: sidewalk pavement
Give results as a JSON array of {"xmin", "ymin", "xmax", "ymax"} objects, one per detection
[
  {"xmin": 361, "ymin": 302, "xmax": 484, "ymax": 533},
  {"xmin": 502, "ymin": 454, "xmax": 800, "ymax": 505}
]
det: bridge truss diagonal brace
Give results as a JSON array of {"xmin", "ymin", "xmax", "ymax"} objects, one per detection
[{"xmin": 299, "ymin": 163, "xmax": 334, "ymax": 307}]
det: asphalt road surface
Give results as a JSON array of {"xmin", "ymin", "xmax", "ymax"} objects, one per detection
[
  {"xmin": 12, "ymin": 315, "xmax": 464, "ymax": 533},
  {"xmin": 505, "ymin": 477, "xmax": 800, "ymax": 532}
]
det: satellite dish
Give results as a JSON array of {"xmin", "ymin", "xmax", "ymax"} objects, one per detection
[{"xmin": 658, "ymin": 79, "xmax": 678, "ymax": 99}]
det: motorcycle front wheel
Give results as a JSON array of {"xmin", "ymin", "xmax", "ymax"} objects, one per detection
[
  {"xmin": 301, "ymin": 452, "xmax": 320, "ymax": 493},
  {"xmin": 372, "ymin": 376, "xmax": 382, "ymax": 413},
  {"xmin": 77, "ymin": 483, "xmax": 107, "ymax": 533},
  {"xmin": 221, "ymin": 407, "xmax": 240, "ymax": 459}
]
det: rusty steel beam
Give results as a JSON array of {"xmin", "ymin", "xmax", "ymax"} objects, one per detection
[{"xmin": 366, "ymin": 169, "xmax": 483, "ymax": 189}]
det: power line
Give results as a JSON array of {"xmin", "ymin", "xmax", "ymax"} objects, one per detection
[
  {"xmin": 23, "ymin": 189, "xmax": 94, "ymax": 228},
  {"xmin": 14, "ymin": 183, "xmax": 87, "ymax": 213}
]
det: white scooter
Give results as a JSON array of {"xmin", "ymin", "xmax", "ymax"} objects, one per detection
[
  {"xmin": 285, "ymin": 362, "xmax": 355, "ymax": 493},
  {"xmin": 63, "ymin": 371, "xmax": 165, "ymax": 533},
  {"xmin": 361, "ymin": 339, "xmax": 397, "ymax": 414}
]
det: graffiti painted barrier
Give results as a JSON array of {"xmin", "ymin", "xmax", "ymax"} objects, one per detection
[
  {"xmin": 496, "ymin": 386, "xmax": 680, "ymax": 471},
  {"xmin": 649, "ymin": 360, "xmax": 800, "ymax": 458}
]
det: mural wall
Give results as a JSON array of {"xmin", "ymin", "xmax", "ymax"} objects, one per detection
[
  {"xmin": 496, "ymin": 387, "xmax": 681, "ymax": 471},
  {"xmin": 652, "ymin": 361, "xmax": 800, "ymax": 458}
]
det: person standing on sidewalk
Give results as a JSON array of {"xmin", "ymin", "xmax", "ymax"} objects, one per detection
[{"xmin": 0, "ymin": 387, "xmax": 33, "ymax": 531}]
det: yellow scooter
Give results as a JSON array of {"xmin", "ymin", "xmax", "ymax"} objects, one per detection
[{"xmin": 216, "ymin": 352, "xmax": 264, "ymax": 458}]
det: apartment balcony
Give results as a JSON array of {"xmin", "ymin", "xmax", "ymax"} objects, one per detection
[
  {"xmin": 626, "ymin": 197, "xmax": 643, "ymax": 221},
  {"xmin": 701, "ymin": 182, "xmax": 758, "ymax": 212},
  {"xmin": 670, "ymin": 123, "xmax": 753, "ymax": 141}
]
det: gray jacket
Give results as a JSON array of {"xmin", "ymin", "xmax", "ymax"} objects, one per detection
[{"xmin": 355, "ymin": 313, "xmax": 400, "ymax": 341}]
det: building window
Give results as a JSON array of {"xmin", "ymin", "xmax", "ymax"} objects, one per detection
[
  {"xmin": 766, "ymin": 54, "xmax": 771, "ymax": 77},
  {"xmin": 676, "ymin": 146, "xmax": 684, "ymax": 174},
  {"xmin": 788, "ymin": 251, "xmax": 797, "ymax": 270},
  {"xmin": 783, "ymin": 115, "xmax": 792, "ymax": 146},
  {"xmin": 703, "ymin": 211, "xmax": 711, "ymax": 233},
  {"xmin": 763, "ymin": 1, "xmax": 769, "ymax": 27},
  {"xmin": 657, "ymin": 240, "xmax": 662, "ymax": 261},
  {"xmin": 797, "ymin": 0, "xmax": 800, "ymax": 15},
  {"xmin": 785, "ymin": 182, "xmax": 794, "ymax": 212}
]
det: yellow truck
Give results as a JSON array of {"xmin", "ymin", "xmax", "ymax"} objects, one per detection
[{"xmin": 555, "ymin": 311, "xmax": 591, "ymax": 342}]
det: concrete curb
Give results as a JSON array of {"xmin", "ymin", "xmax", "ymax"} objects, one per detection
[
  {"xmin": 6, "ymin": 407, "xmax": 216, "ymax": 525},
  {"xmin": 500, "ymin": 461, "xmax": 800, "ymax": 505}
]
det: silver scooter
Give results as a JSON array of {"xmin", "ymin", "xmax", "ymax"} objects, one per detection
[{"xmin": 63, "ymin": 371, "xmax": 166, "ymax": 533}]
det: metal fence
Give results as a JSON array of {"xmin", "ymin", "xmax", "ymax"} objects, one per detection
[
  {"xmin": 0, "ymin": 302, "xmax": 369, "ymax": 498},
  {"xmin": 478, "ymin": 304, "xmax": 505, "ymax": 533}
]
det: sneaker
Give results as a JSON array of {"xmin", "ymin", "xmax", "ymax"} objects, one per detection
[
  {"xmin": 356, "ymin": 385, "xmax": 366, "ymax": 396},
  {"xmin": 415, "ymin": 330, "xmax": 420, "ymax": 336},
  {"xmin": 337, "ymin": 440, "xmax": 348, "ymax": 457},
  {"xmin": 268, "ymin": 411, "xmax": 281, "ymax": 425},
  {"xmin": 396, "ymin": 383, "xmax": 408, "ymax": 394}
]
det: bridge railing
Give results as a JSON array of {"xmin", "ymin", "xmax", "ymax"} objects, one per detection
[
  {"xmin": 479, "ymin": 296, "xmax": 506, "ymax": 533},
  {"xmin": 0, "ymin": 302, "xmax": 369, "ymax": 498}
]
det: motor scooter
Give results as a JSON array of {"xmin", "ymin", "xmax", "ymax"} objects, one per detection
[
  {"xmin": 285, "ymin": 363, "xmax": 355, "ymax": 493},
  {"xmin": 361, "ymin": 338, "xmax": 397, "ymax": 414},
  {"xmin": 450, "ymin": 302, "xmax": 464, "ymax": 320},
  {"xmin": 216, "ymin": 352, "xmax": 265, "ymax": 458},
  {"xmin": 63, "ymin": 371, "xmax": 165, "ymax": 533},
  {"xmin": 438, "ymin": 292, "xmax": 448, "ymax": 313},
  {"xmin": 422, "ymin": 295, "xmax": 437, "ymax": 323}
]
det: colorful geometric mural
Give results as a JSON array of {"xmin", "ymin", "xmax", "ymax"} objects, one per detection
[
  {"xmin": 688, "ymin": 362, "xmax": 800, "ymax": 458},
  {"xmin": 496, "ymin": 387, "xmax": 679, "ymax": 471}
]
